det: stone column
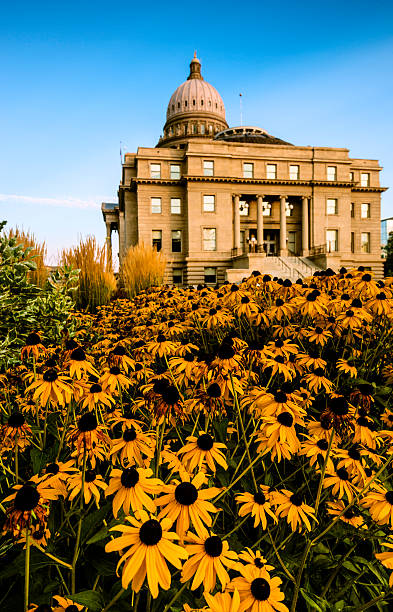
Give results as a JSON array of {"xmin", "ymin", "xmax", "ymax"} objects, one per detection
[
  {"xmin": 233, "ymin": 195, "xmax": 240, "ymax": 253},
  {"xmin": 118, "ymin": 211, "xmax": 125, "ymax": 262},
  {"xmin": 106, "ymin": 222, "xmax": 112, "ymax": 262},
  {"xmin": 257, "ymin": 195, "xmax": 264, "ymax": 253},
  {"xmin": 280, "ymin": 196, "xmax": 287, "ymax": 256},
  {"xmin": 302, "ymin": 196, "xmax": 309, "ymax": 255}
]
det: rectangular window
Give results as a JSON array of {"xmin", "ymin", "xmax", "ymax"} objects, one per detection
[
  {"xmin": 361, "ymin": 232, "xmax": 370, "ymax": 253},
  {"xmin": 171, "ymin": 230, "xmax": 182, "ymax": 252},
  {"xmin": 170, "ymin": 164, "xmax": 181, "ymax": 179},
  {"xmin": 267, "ymin": 164, "xmax": 277, "ymax": 179},
  {"xmin": 262, "ymin": 201, "xmax": 272, "ymax": 216},
  {"xmin": 361, "ymin": 203, "xmax": 370, "ymax": 219},
  {"xmin": 173, "ymin": 268, "xmax": 183, "ymax": 284},
  {"xmin": 243, "ymin": 162, "xmax": 254, "ymax": 178},
  {"xmin": 200, "ymin": 124, "xmax": 206, "ymax": 134},
  {"xmin": 151, "ymin": 197, "xmax": 161, "ymax": 214},
  {"xmin": 204, "ymin": 267, "xmax": 217, "ymax": 284},
  {"xmin": 351, "ymin": 232, "xmax": 355, "ymax": 253},
  {"xmin": 150, "ymin": 163, "xmax": 161, "ymax": 179},
  {"xmin": 286, "ymin": 203, "xmax": 294, "ymax": 217},
  {"xmin": 326, "ymin": 229, "xmax": 338, "ymax": 252},
  {"xmin": 326, "ymin": 198, "xmax": 338, "ymax": 215},
  {"xmin": 239, "ymin": 200, "xmax": 249, "ymax": 216},
  {"xmin": 327, "ymin": 166, "xmax": 337, "ymax": 181},
  {"xmin": 152, "ymin": 230, "xmax": 162, "ymax": 251},
  {"xmin": 203, "ymin": 160, "xmax": 214, "ymax": 176},
  {"xmin": 203, "ymin": 228, "xmax": 216, "ymax": 251},
  {"xmin": 350, "ymin": 171, "xmax": 354, "ymax": 181},
  {"xmin": 361, "ymin": 172, "xmax": 370, "ymax": 187},
  {"xmin": 203, "ymin": 194, "xmax": 215, "ymax": 212},
  {"xmin": 171, "ymin": 198, "xmax": 181, "ymax": 214},
  {"xmin": 350, "ymin": 202, "xmax": 354, "ymax": 218},
  {"xmin": 289, "ymin": 165, "xmax": 299, "ymax": 180}
]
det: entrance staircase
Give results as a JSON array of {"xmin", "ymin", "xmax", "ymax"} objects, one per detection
[{"xmin": 226, "ymin": 254, "xmax": 322, "ymax": 283}]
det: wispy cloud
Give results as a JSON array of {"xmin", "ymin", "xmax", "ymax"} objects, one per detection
[{"xmin": 0, "ymin": 194, "xmax": 103, "ymax": 209}]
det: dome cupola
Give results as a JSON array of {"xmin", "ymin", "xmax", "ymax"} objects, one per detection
[{"xmin": 158, "ymin": 53, "xmax": 228, "ymax": 147}]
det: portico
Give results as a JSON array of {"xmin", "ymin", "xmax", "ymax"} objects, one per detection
[{"xmin": 232, "ymin": 194, "xmax": 310, "ymax": 258}]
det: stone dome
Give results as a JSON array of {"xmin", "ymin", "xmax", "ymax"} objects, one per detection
[
  {"xmin": 166, "ymin": 53, "xmax": 226, "ymax": 122},
  {"xmin": 158, "ymin": 54, "xmax": 228, "ymax": 146}
]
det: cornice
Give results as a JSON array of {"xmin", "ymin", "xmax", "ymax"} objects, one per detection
[{"xmin": 122, "ymin": 177, "xmax": 387, "ymax": 192}]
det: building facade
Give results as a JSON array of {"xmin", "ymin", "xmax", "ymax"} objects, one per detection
[{"xmin": 102, "ymin": 54, "xmax": 386, "ymax": 283}]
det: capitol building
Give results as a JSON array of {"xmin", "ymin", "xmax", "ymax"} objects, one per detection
[{"xmin": 102, "ymin": 54, "xmax": 386, "ymax": 284}]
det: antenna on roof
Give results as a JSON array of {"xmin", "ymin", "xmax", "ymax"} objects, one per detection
[
  {"xmin": 120, "ymin": 141, "xmax": 123, "ymax": 165},
  {"xmin": 239, "ymin": 93, "xmax": 243, "ymax": 127}
]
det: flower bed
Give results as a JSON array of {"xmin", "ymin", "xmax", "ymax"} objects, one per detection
[{"xmin": 2, "ymin": 268, "xmax": 393, "ymax": 611}]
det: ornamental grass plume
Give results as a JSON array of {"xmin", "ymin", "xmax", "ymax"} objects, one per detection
[
  {"xmin": 7, "ymin": 227, "xmax": 48, "ymax": 288},
  {"xmin": 120, "ymin": 242, "xmax": 166, "ymax": 299},
  {"xmin": 61, "ymin": 235, "xmax": 116, "ymax": 310}
]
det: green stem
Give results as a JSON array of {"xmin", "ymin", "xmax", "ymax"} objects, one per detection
[
  {"xmin": 15, "ymin": 435, "xmax": 19, "ymax": 482},
  {"xmin": 230, "ymin": 372, "xmax": 257, "ymax": 492},
  {"xmin": 163, "ymin": 581, "xmax": 188, "ymax": 612},
  {"xmin": 268, "ymin": 528, "xmax": 295, "ymax": 583},
  {"xmin": 101, "ymin": 588, "xmax": 125, "ymax": 612},
  {"xmin": 290, "ymin": 541, "xmax": 312, "ymax": 611},
  {"xmin": 352, "ymin": 590, "xmax": 392, "ymax": 612},
  {"xmin": 314, "ymin": 427, "xmax": 335, "ymax": 515},
  {"xmin": 320, "ymin": 541, "xmax": 359, "ymax": 598},
  {"xmin": 71, "ymin": 447, "xmax": 87, "ymax": 594},
  {"xmin": 36, "ymin": 546, "xmax": 73, "ymax": 569},
  {"xmin": 24, "ymin": 526, "xmax": 31, "ymax": 612}
]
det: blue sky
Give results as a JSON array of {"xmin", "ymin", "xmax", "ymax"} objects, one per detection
[{"xmin": 1, "ymin": 0, "xmax": 393, "ymax": 262}]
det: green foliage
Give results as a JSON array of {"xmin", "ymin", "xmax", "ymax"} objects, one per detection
[
  {"xmin": 384, "ymin": 231, "xmax": 393, "ymax": 276},
  {"xmin": 0, "ymin": 221, "xmax": 78, "ymax": 369}
]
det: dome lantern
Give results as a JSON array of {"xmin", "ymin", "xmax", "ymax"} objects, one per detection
[{"xmin": 188, "ymin": 51, "xmax": 203, "ymax": 80}]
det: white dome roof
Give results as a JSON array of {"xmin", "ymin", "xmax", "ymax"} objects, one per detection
[{"xmin": 166, "ymin": 54, "xmax": 226, "ymax": 121}]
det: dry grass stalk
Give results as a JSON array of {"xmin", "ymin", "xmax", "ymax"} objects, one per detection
[
  {"xmin": 7, "ymin": 227, "xmax": 48, "ymax": 288},
  {"xmin": 121, "ymin": 243, "xmax": 166, "ymax": 298},
  {"xmin": 61, "ymin": 236, "xmax": 117, "ymax": 310}
]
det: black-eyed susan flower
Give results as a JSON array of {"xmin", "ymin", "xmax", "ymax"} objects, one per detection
[
  {"xmin": 156, "ymin": 471, "xmax": 221, "ymax": 538},
  {"xmin": 375, "ymin": 539, "xmax": 393, "ymax": 587},
  {"xmin": 303, "ymin": 367, "xmax": 334, "ymax": 394},
  {"xmin": 178, "ymin": 431, "xmax": 227, "ymax": 472},
  {"xmin": 0, "ymin": 411, "xmax": 32, "ymax": 451},
  {"xmin": 79, "ymin": 381, "xmax": 115, "ymax": 411},
  {"xmin": 99, "ymin": 366, "xmax": 131, "ymax": 393},
  {"xmin": 238, "ymin": 548, "xmax": 275, "ymax": 573},
  {"xmin": 2, "ymin": 482, "xmax": 49, "ymax": 536},
  {"xmin": 68, "ymin": 413, "xmax": 109, "ymax": 468},
  {"xmin": 361, "ymin": 484, "xmax": 393, "ymax": 527},
  {"xmin": 229, "ymin": 564, "xmax": 289, "ymax": 612},
  {"xmin": 336, "ymin": 358, "xmax": 357, "ymax": 378},
  {"xmin": 181, "ymin": 530, "xmax": 238, "ymax": 592},
  {"xmin": 298, "ymin": 435, "xmax": 336, "ymax": 473},
  {"xmin": 66, "ymin": 347, "xmax": 98, "ymax": 379},
  {"xmin": 21, "ymin": 332, "xmax": 46, "ymax": 360},
  {"xmin": 326, "ymin": 501, "xmax": 366, "ymax": 529},
  {"xmin": 109, "ymin": 425, "xmax": 155, "ymax": 466},
  {"xmin": 381, "ymin": 410, "xmax": 393, "ymax": 429},
  {"xmin": 67, "ymin": 469, "xmax": 107, "ymax": 506},
  {"xmin": 303, "ymin": 325, "xmax": 332, "ymax": 346},
  {"xmin": 105, "ymin": 510, "xmax": 188, "ymax": 598},
  {"xmin": 323, "ymin": 466, "xmax": 357, "ymax": 501},
  {"xmin": 145, "ymin": 333, "xmax": 179, "ymax": 358},
  {"xmin": 52, "ymin": 596, "xmax": 85, "ymax": 611},
  {"xmin": 105, "ymin": 466, "xmax": 162, "ymax": 517},
  {"xmin": 204, "ymin": 589, "xmax": 241, "ymax": 612},
  {"xmin": 236, "ymin": 485, "xmax": 278, "ymax": 529},
  {"xmin": 26, "ymin": 369, "xmax": 73, "ymax": 407},
  {"xmin": 108, "ymin": 344, "xmax": 135, "ymax": 372},
  {"xmin": 271, "ymin": 489, "xmax": 316, "ymax": 532}
]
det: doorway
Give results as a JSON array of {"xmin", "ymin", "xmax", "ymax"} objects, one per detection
[{"xmin": 264, "ymin": 231, "xmax": 277, "ymax": 256}]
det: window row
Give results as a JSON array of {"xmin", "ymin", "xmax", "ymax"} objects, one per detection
[
  {"xmin": 171, "ymin": 267, "xmax": 218, "ymax": 285},
  {"xmin": 152, "ymin": 230, "xmax": 182, "ymax": 252},
  {"xmin": 328, "ymin": 199, "xmax": 371, "ymax": 217},
  {"xmin": 151, "ymin": 162, "xmax": 371, "ymax": 186},
  {"xmin": 151, "ymin": 197, "xmax": 182, "ymax": 214},
  {"xmin": 326, "ymin": 230, "xmax": 371, "ymax": 253}
]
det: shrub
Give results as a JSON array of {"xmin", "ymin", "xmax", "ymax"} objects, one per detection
[
  {"xmin": 121, "ymin": 242, "xmax": 166, "ymax": 298},
  {"xmin": 61, "ymin": 236, "xmax": 116, "ymax": 311}
]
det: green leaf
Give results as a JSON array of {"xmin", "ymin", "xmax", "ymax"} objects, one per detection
[
  {"xmin": 71, "ymin": 590, "xmax": 104, "ymax": 611},
  {"xmin": 299, "ymin": 589, "xmax": 329, "ymax": 611},
  {"xmin": 86, "ymin": 526, "xmax": 109, "ymax": 546}
]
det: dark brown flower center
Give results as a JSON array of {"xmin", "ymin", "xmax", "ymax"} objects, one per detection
[
  {"xmin": 85, "ymin": 470, "xmax": 96, "ymax": 483},
  {"xmin": 175, "ymin": 482, "xmax": 198, "ymax": 505},
  {"xmin": 65, "ymin": 605, "xmax": 79, "ymax": 612},
  {"xmin": 277, "ymin": 412, "xmax": 294, "ymax": 427},
  {"xmin": 217, "ymin": 344, "xmax": 235, "ymax": 360},
  {"xmin": 385, "ymin": 491, "xmax": 393, "ymax": 504},
  {"xmin": 26, "ymin": 333, "xmax": 41, "ymax": 346},
  {"xmin": 204, "ymin": 535, "xmax": 223, "ymax": 557},
  {"xmin": 329, "ymin": 396, "xmax": 349, "ymax": 416},
  {"xmin": 8, "ymin": 412, "xmax": 25, "ymax": 427},
  {"xmin": 14, "ymin": 485, "xmax": 40, "ymax": 511},
  {"xmin": 113, "ymin": 345, "xmax": 126, "ymax": 356},
  {"xmin": 162, "ymin": 386, "xmax": 180, "ymax": 405},
  {"xmin": 207, "ymin": 383, "xmax": 221, "ymax": 398},
  {"xmin": 254, "ymin": 557, "xmax": 265, "ymax": 568},
  {"xmin": 121, "ymin": 467, "xmax": 140, "ymax": 488},
  {"xmin": 46, "ymin": 463, "xmax": 60, "ymax": 475},
  {"xmin": 109, "ymin": 366, "xmax": 121, "ymax": 375},
  {"xmin": 197, "ymin": 433, "xmax": 214, "ymax": 451},
  {"xmin": 254, "ymin": 492, "xmax": 266, "ymax": 505},
  {"xmin": 317, "ymin": 439, "xmax": 329, "ymax": 450},
  {"xmin": 90, "ymin": 383, "xmax": 102, "ymax": 393},
  {"xmin": 251, "ymin": 577, "xmax": 271, "ymax": 601},
  {"xmin": 289, "ymin": 493, "xmax": 303, "ymax": 506},
  {"xmin": 139, "ymin": 519, "xmax": 162, "ymax": 545},
  {"xmin": 274, "ymin": 391, "xmax": 287, "ymax": 404},
  {"xmin": 78, "ymin": 413, "xmax": 97, "ymax": 432},
  {"xmin": 337, "ymin": 467, "xmax": 349, "ymax": 481},
  {"xmin": 123, "ymin": 427, "xmax": 137, "ymax": 442},
  {"xmin": 43, "ymin": 369, "xmax": 58, "ymax": 382},
  {"xmin": 35, "ymin": 605, "xmax": 53, "ymax": 612},
  {"xmin": 70, "ymin": 347, "xmax": 86, "ymax": 361},
  {"xmin": 348, "ymin": 446, "xmax": 361, "ymax": 461}
]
